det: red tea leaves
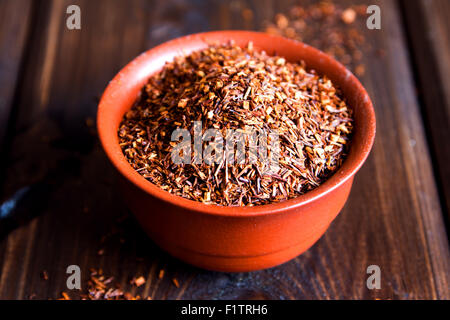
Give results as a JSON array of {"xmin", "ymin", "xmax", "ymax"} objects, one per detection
[
  {"xmin": 265, "ymin": 1, "xmax": 368, "ymax": 75},
  {"xmin": 119, "ymin": 43, "xmax": 353, "ymax": 206},
  {"xmin": 133, "ymin": 276, "xmax": 146, "ymax": 287}
]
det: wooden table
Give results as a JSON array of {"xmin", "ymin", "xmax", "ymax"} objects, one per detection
[{"xmin": 0, "ymin": 0, "xmax": 448, "ymax": 300}]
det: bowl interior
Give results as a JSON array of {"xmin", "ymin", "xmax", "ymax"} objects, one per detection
[{"xmin": 97, "ymin": 31, "xmax": 376, "ymax": 216}]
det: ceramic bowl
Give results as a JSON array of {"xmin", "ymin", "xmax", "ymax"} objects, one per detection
[{"xmin": 97, "ymin": 31, "xmax": 376, "ymax": 272}]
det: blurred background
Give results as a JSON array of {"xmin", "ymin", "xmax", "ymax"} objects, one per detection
[{"xmin": 0, "ymin": 0, "xmax": 448, "ymax": 300}]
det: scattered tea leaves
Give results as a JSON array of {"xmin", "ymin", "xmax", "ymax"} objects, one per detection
[{"xmin": 264, "ymin": 1, "xmax": 369, "ymax": 75}]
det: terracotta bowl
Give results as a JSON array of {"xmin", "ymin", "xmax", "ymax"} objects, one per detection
[{"xmin": 97, "ymin": 31, "xmax": 376, "ymax": 272}]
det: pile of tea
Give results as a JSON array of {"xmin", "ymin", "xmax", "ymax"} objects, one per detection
[{"xmin": 118, "ymin": 43, "xmax": 353, "ymax": 206}]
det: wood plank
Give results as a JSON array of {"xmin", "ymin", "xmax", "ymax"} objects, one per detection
[
  {"xmin": 0, "ymin": 0, "xmax": 35, "ymax": 298},
  {"xmin": 401, "ymin": 0, "xmax": 450, "ymax": 220},
  {"xmin": 0, "ymin": 0, "xmax": 34, "ymax": 151},
  {"xmin": 0, "ymin": 0, "xmax": 152, "ymax": 300},
  {"xmin": 0, "ymin": 0, "xmax": 448, "ymax": 300}
]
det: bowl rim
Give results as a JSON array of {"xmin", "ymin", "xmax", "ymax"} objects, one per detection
[{"xmin": 97, "ymin": 30, "xmax": 376, "ymax": 217}]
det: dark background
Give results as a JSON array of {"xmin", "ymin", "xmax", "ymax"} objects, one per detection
[{"xmin": 0, "ymin": 0, "xmax": 448, "ymax": 299}]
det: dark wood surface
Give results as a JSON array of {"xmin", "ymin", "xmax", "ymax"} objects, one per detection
[
  {"xmin": 0, "ymin": 0, "xmax": 33, "ymax": 151},
  {"xmin": 401, "ymin": 0, "xmax": 450, "ymax": 220},
  {"xmin": 0, "ymin": 0, "xmax": 448, "ymax": 300}
]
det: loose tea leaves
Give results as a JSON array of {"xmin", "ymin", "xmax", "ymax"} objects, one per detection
[
  {"xmin": 118, "ymin": 42, "xmax": 353, "ymax": 206},
  {"xmin": 265, "ymin": 1, "xmax": 368, "ymax": 75}
]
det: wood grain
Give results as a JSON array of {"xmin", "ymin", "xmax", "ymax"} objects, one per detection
[
  {"xmin": 0, "ymin": 0, "xmax": 449, "ymax": 300},
  {"xmin": 401, "ymin": 0, "xmax": 450, "ymax": 220},
  {"xmin": 0, "ymin": 0, "xmax": 34, "ymax": 150}
]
